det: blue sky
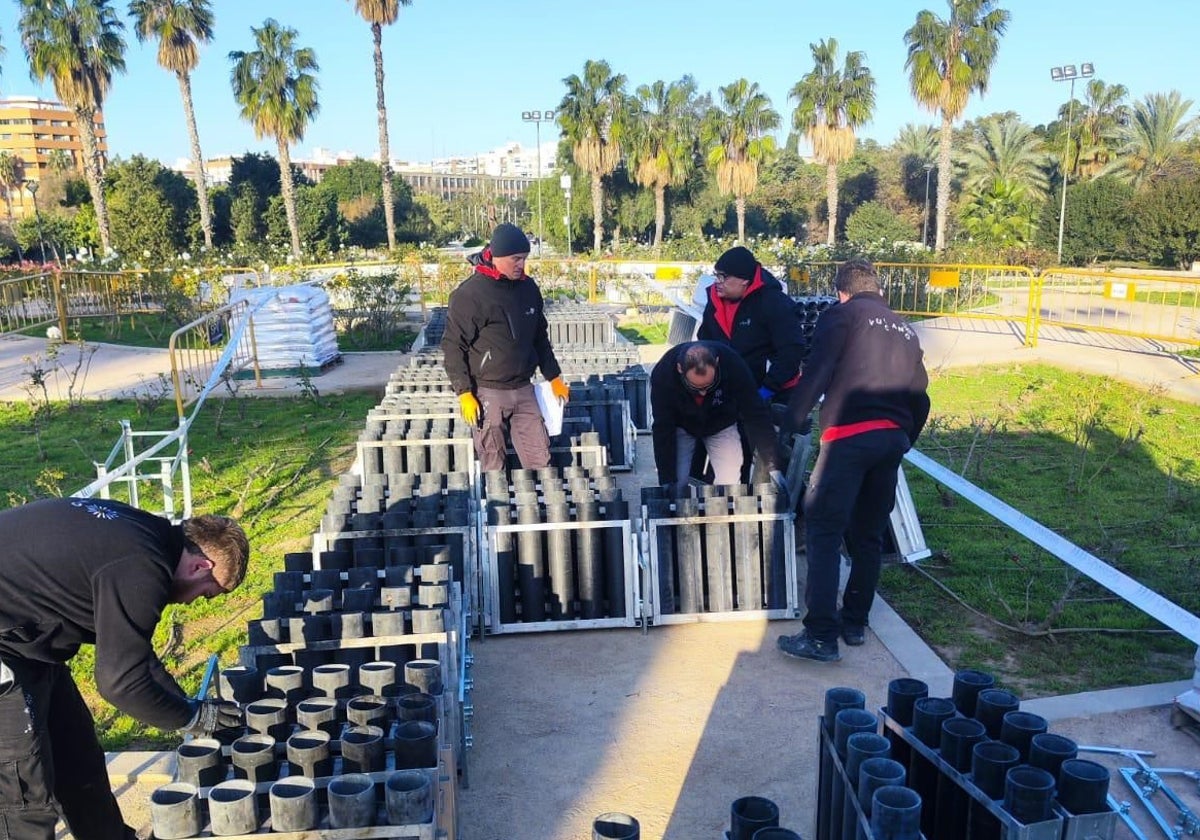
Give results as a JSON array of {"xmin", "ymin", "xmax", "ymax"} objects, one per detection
[{"xmin": 0, "ymin": 0, "xmax": 1194, "ymax": 166}]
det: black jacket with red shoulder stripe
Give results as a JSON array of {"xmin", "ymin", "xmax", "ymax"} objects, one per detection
[
  {"xmin": 441, "ymin": 250, "xmax": 561, "ymax": 393},
  {"xmin": 697, "ymin": 266, "xmax": 804, "ymax": 394},
  {"xmin": 786, "ymin": 292, "xmax": 930, "ymax": 444}
]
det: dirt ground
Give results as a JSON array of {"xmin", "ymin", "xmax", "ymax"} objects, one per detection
[{"xmin": 459, "ymin": 618, "xmax": 900, "ymax": 839}]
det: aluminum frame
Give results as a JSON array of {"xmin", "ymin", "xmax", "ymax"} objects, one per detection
[
  {"xmin": 480, "ymin": 518, "xmax": 642, "ymax": 635},
  {"xmin": 642, "ymin": 510, "xmax": 798, "ymax": 625}
]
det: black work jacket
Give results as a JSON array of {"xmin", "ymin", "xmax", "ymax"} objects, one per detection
[
  {"xmin": 0, "ymin": 498, "xmax": 193, "ymax": 729},
  {"xmin": 441, "ymin": 258, "xmax": 561, "ymax": 393},
  {"xmin": 650, "ymin": 341, "xmax": 780, "ymax": 484}
]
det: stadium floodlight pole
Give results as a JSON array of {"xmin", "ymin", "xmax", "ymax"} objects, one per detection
[
  {"xmin": 1051, "ymin": 62, "xmax": 1094, "ymax": 264},
  {"xmin": 521, "ymin": 109, "xmax": 555, "ymax": 257}
]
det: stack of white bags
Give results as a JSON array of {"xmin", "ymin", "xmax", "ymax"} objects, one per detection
[{"xmin": 231, "ymin": 284, "xmax": 340, "ymax": 372}]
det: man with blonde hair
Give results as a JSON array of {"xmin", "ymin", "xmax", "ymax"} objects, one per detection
[{"xmin": 0, "ymin": 498, "xmax": 249, "ymax": 840}]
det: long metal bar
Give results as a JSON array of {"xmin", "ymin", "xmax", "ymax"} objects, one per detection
[{"xmin": 904, "ymin": 449, "xmax": 1200, "ymax": 645}]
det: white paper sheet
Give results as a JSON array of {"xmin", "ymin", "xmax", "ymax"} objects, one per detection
[{"xmin": 534, "ymin": 381, "xmax": 565, "ymax": 436}]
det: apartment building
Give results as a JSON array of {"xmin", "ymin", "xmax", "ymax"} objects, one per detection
[{"xmin": 0, "ymin": 96, "xmax": 107, "ymax": 218}]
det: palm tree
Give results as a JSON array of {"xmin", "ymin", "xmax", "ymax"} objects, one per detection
[
  {"xmin": 558, "ymin": 59, "xmax": 627, "ymax": 255},
  {"xmin": 959, "ymin": 116, "xmax": 1049, "ymax": 202},
  {"xmin": 628, "ymin": 75, "xmax": 699, "ymax": 250},
  {"xmin": 702, "ymin": 78, "xmax": 780, "ymax": 243},
  {"xmin": 789, "ymin": 38, "xmax": 876, "ymax": 245},
  {"xmin": 0, "ymin": 152, "xmax": 26, "ymax": 261},
  {"xmin": 348, "ymin": 0, "xmax": 410, "ymax": 252},
  {"xmin": 1072, "ymin": 79, "xmax": 1130, "ymax": 180},
  {"xmin": 19, "ymin": 0, "xmax": 127, "ymax": 255},
  {"xmin": 229, "ymin": 18, "xmax": 320, "ymax": 260},
  {"xmin": 130, "ymin": 0, "xmax": 216, "ymax": 250},
  {"xmin": 46, "ymin": 148, "xmax": 74, "ymax": 173},
  {"xmin": 904, "ymin": 0, "xmax": 1010, "ymax": 252},
  {"xmin": 1104, "ymin": 91, "xmax": 1195, "ymax": 188},
  {"xmin": 894, "ymin": 123, "xmax": 938, "ymax": 166}
]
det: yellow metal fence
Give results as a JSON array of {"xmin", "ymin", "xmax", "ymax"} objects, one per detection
[{"xmin": 1031, "ymin": 268, "xmax": 1200, "ymax": 349}]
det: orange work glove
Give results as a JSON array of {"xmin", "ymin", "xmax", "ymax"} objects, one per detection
[
  {"xmin": 550, "ymin": 377, "xmax": 571, "ymax": 404},
  {"xmin": 458, "ymin": 392, "xmax": 481, "ymax": 426}
]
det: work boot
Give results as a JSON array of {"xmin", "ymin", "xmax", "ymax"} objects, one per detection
[
  {"xmin": 777, "ymin": 631, "xmax": 841, "ymax": 663},
  {"xmin": 841, "ymin": 624, "xmax": 866, "ymax": 647}
]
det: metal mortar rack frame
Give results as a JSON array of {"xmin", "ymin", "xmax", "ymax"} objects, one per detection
[
  {"xmin": 640, "ymin": 502, "xmax": 799, "ymax": 625},
  {"xmin": 878, "ymin": 708, "xmax": 1122, "ymax": 840},
  {"xmin": 478, "ymin": 514, "xmax": 644, "ymax": 635},
  {"xmin": 171, "ymin": 744, "xmax": 458, "ymax": 839}
]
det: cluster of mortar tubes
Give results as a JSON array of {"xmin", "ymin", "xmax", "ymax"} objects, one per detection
[
  {"xmin": 557, "ymin": 366, "xmax": 650, "ymax": 431},
  {"xmin": 485, "ymin": 466, "xmax": 631, "ymax": 623},
  {"xmin": 357, "ymin": 424, "xmax": 476, "ymax": 476},
  {"xmin": 150, "ymin": 769, "xmax": 435, "ymax": 837},
  {"xmin": 641, "ymin": 482, "xmax": 790, "ymax": 614},
  {"xmin": 815, "ymin": 672, "xmax": 1113, "ymax": 840},
  {"xmin": 325, "ymin": 470, "xmax": 472, "ymax": 533},
  {"xmin": 250, "ymin": 547, "xmax": 454, "ymax": 646},
  {"xmin": 555, "ymin": 382, "xmax": 630, "ymax": 466},
  {"xmin": 151, "ymin": 659, "xmax": 446, "ymax": 837}
]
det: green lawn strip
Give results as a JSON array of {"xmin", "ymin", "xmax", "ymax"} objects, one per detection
[
  {"xmin": 18, "ymin": 314, "xmax": 185, "ymax": 348},
  {"xmin": 617, "ymin": 322, "xmax": 669, "ymax": 345},
  {"xmin": 880, "ymin": 362, "xmax": 1200, "ymax": 697},
  {"xmin": 0, "ymin": 393, "xmax": 379, "ymax": 748}
]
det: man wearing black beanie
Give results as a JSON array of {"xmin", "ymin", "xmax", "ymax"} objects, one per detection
[
  {"xmin": 698, "ymin": 245, "xmax": 805, "ymax": 405},
  {"xmin": 442, "ymin": 223, "xmax": 571, "ymax": 470}
]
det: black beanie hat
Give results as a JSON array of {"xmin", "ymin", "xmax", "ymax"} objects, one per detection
[
  {"xmin": 489, "ymin": 223, "xmax": 531, "ymax": 257},
  {"xmin": 714, "ymin": 246, "xmax": 759, "ymax": 280}
]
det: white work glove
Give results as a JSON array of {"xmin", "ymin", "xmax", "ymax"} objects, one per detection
[
  {"xmin": 181, "ymin": 699, "xmax": 243, "ymax": 736},
  {"xmin": 769, "ymin": 470, "xmax": 788, "ymax": 494}
]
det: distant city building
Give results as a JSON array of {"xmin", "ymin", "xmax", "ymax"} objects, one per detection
[
  {"xmin": 0, "ymin": 95, "xmax": 107, "ymax": 218},
  {"xmin": 171, "ymin": 140, "xmax": 555, "ymax": 203}
]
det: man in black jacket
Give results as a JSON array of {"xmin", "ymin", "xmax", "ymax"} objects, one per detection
[
  {"xmin": 697, "ymin": 245, "xmax": 804, "ymax": 405},
  {"xmin": 778, "ymin": 260, "xmax": 930, "ymax": 663},
  {"xmin": 0, "ymin": 498, "xmax": 249, "ymax": 839},
  {"xmin": 442, "ymin": 223, "xmax": 570, "ymax": 472},
  {"xmin": 650, "ymin": 341, "xmax": 782, "ymax": 488}
]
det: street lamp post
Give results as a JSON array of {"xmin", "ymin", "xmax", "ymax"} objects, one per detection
[
  {"xmin": 921, "ymin": 163, "xmax": 935, "ymax": 248},
  {"xmin": 560, "ymin": 174, "xmax": 572, "ymax": 259},
  {"xmin": 1051, "ymin": 62, "xmax": 1094, "ymax": 264},
  {"xmin": 25, "ymin": 180, "xmax": 47, "ymax": 265},
  {"xmin": 521, "ymin": 109, "xmax": 555, "ymax": 257}
]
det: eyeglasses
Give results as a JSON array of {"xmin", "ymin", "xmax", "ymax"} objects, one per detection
[{"xmin": 714, "ymin": 272, "xmax": 745, "ymax": 285}]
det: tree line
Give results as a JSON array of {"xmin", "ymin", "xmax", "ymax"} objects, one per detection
[{"xmin": 0, "ymin": 0, "xmax": 1197, "ymax": 269}]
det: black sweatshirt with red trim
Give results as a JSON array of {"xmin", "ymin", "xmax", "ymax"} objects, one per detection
[
  {"xmin": 786, "ymin": 292, "xmax": 930, "ymax": 444},
  {"xmin": 0, "ymin": 498, "xmax": 194, "ymax": 729},
  {"xmin": 441, "ymin": 251, "xmax": 562, "ymax": 393},
  {"xmin": 650, "ymin": 341, "xmax": 780, "ymax": 485},
  {"xmin": 697, "ymin": 267, "xmax": 804, "ymax": 394}
]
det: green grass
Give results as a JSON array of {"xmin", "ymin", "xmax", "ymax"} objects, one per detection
[
  {"xmin": 617, "ymin": 321, "xmax": 669, "ymax": 345},
  {"xmin": 336, "ymin": 325, "xmax": 419, "ymax": 352},
  {"xmin": 1133, "ymin": 290, "xmax": 1200, "ymax": 307},
  {"xmin": 0, "ymin": 391, "xmax": 381, "ymax": 748},
  {"xmin": 19, "ymin": 313, "xmax": 184, "ymax": 348},
  {"xmin": 879, "ymin": 363, "xmax": 1200, "ymax": 697},
  {"xmin": 20, "ymin": 315, "xmax": 419, "ymax": 353}
]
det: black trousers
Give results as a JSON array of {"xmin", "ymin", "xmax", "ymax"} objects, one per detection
[
  {"xmin": 801, "ymin": 428, "xmax": 910, "ymax": 642},
  {"xmin": 0, "ymin": 658, "xmax": 132, "ymax": 840}
]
